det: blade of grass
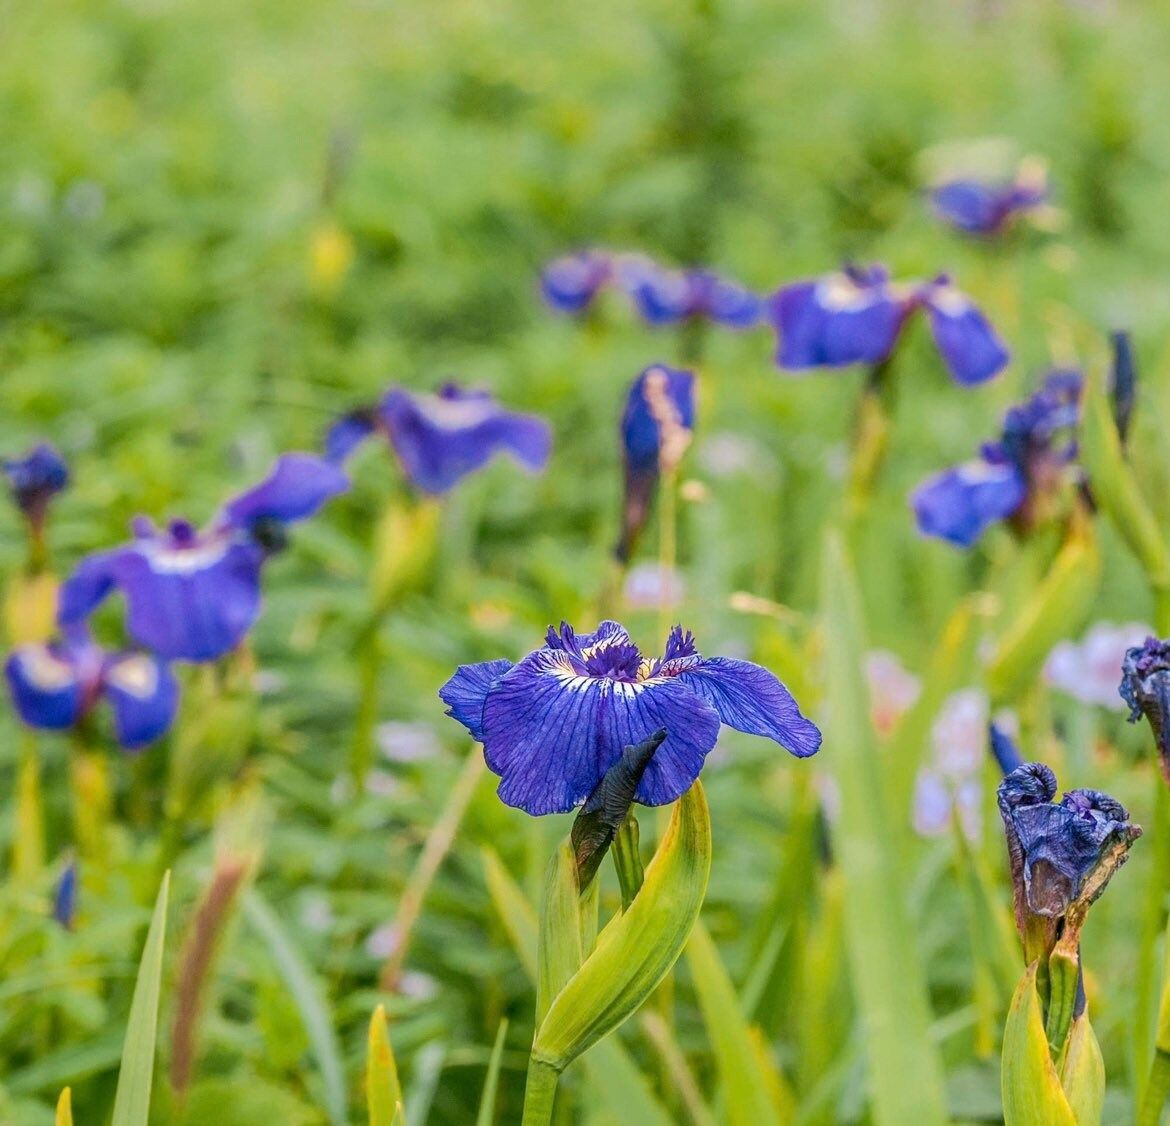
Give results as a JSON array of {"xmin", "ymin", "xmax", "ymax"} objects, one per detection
[
  {"xmin": 242, "ymin": 888, "xmax": 346, "ymax": 1126},
  {"xmin": 475, "ymin": 1019, "xmax": 509, "ymax": 1126},
  {"xmin": 111, "ymin": 871, "xmax": 170, "ymax": 1126},
  {"xmin": 367, "ymin": 1004, "xmax": 403, "ymax": 1126},
  {"xmin": 820, "ymin": 532, "xmax": 948, "ymax": 1126}
]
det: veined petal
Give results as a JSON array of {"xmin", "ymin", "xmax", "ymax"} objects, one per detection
[
  {"xmin": 912, "ymin": 460, "xmax": 1026, "ymax": 548},
  {"xmin": 5, "ymin": 644, "xmax": 86, "ymax": 730},
  {"xmin": 480, "ymin": 650, "xmax": 721, "ymax": 815},
  {"xmin": 221, "ymin": 453, "xmax": 349, "ymax": 528},
  {"xmin": 102, "ymin": 653, "xmax": 180, "ymax": 750},
  {"xmin": 677, "ymin": 657, "xmax": 822, "ymax": 757},
  {"xmin": 923, "ymin": 284, "xmax": 1009, "ymax": 385},
  {"xmin": 439, "ymin": 658, "xmax": 514, "ymax": 741}
]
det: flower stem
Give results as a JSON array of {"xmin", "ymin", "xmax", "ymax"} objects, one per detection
[
  {"xmin": 521, "ymin": 1057, "xmax": 560, "ymax": 1126},
  {"xmin": 12, "ymin": 732, "xmax": 44, "ymax": 887}
]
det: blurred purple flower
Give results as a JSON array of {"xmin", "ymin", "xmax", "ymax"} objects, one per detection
[
  {"xmin": 4, "ymin": 443, "xmax": 69, "ymax": 534},
  {"xmin": 57, "ymin": 453, "xmax": 347, "ymax": 662},
  {"xmin": 912, "ymin": 369, "xmax": 1081, "ymax": 547},
  {"xmin": 767, "ymin": 264, "xmax": 1009, "ymax": 385},
  {"xmin": 326, "ymin": 383, "xmax": 551, "ymax": 496},
  {"xmin": 540, "ymin": 250, "xmax": 612, "ymax": 313},
  {"xmin": 53, "ymin": 858, "xmax": 78, "ymax": 930},
  {"xmin": 6, "ymin": 625, "xmax": 178, "ymax": 749},
  {"xmin": 1045, "ymin": 621, "xmax": 1152, "ymax": 709},
  {"xmin": 929, "ymin": 161, "xmax": 1048, "ymax": 237},
  {"xmin": 440, "ymin": 620, "xmax": 821, "ymax": 815}
]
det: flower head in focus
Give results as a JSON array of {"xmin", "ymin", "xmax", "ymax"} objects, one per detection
[
  {"xmin": 6, "ymin": 624, "xmax": 178, "ymax": 749},
  {"xmin": 766, "ymin": 264, "xmax": 1009, "ymax": 386},
  {"xmin": 440, "ymin": 620, "xmax": 821, "ymax": 815},
  {"xmin": 912, "ymin": 369, "xmax": 1081, "ymax": 548},
  {"xmin": 928, "ymin": 158, "xmax": 1049, "ymax": 237},
  {"xmin": 4, "ymin": 443, "xmax": 69, "ymax": 538},
  {"xmin": 326, "ymin": 382, "xmax": 551, "ymax": 496},
  {"xmin": 56, "ymin": 454, "xmax": 347, "ymax": 663},
  {"xmin": 616, "ymin": 365, "xmax": 695, "ymax": 563},
  {"xmin": 1120, "ymin": 636, "xmax": 1170, "ymax": 785}
]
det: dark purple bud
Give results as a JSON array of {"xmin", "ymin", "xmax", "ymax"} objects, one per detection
[
  {"xmin": 1110, "ymin": 330, "xmax": 1136, "ymax": 448},
  {"xmin": 3, "ymin": 443, "xmax": 69, "ymax": 532},
  {"xmin": 53, "ymin": 858, "xmax": 78, "ymax": 930},
  {"xmin": 989, "ymin": 723, "xmax": 1024, "ymax": 777},
  {"xmin": 571, "ymin": 729, "xmax": 667, "ymax": 890},
  {"xmin": 1121, "ymin": 637, "xmax": 1170, "ymax": 785}
]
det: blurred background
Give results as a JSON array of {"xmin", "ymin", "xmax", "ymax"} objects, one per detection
[{"xmin": 3, "ymin": 0, "xmax": 1170, "ymax": 1122}]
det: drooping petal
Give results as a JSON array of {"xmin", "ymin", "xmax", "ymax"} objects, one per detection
[
  {"xmin": 102, "ymin": 652, "xmax": 180, "ymax": 750},
  {"xmin": 929, "ymin": 181, "xmax": 1012, "ymax": 236},
  {"xmin": 479, "ymin": 650, "xmax": 722, "ymax": 815},
  {"xmin": 676, "ymin": 656, "xmax": 822, "ymax": 757},
  {"xmin": 912, "ymin": 460, "xmax": 1026, "ymax": 548},
  {"xmin": 57, "ymin": 548, "xmax": 126, "ymax": 625},
  {"xmin": 116, "ymin": 538, "xmax": 266, "ymax": 662},
  {"xmin": 923, "ymin": 283, "xmax": 1010, "ymax": 385},
  {"xmin": 379, "ymin": 386, "xmax": 552, "ymax": 495},
  {"xmin": 624, "ymin": 265, "xmax": 694, "ymax": 325},
  {"xmin": 5, "ymin": 643, "xmax": 86, "ymax": 730},
  {"xmin": 439, "ymin": 658, "xmax": 514, "ymax": 741},
  {"xmin": 221, "ymin": 453, "xmax": 349, "ymax": 529},
  {"xmin": 540, "ymin": 251, "xmax": 610, "ymax": 314},
  {"xmin": 324, "ymin": 411, "xmax": 378, "ymax": 464},
  {"xmin": 768, "ymin": 270, "xmax": 910, "ymax": 370},
  {"xmin": 694, "ymin": 272, "xmax": 763, "ymax": 328}
]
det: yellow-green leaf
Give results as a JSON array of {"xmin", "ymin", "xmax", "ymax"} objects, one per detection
[
  {"xmin": 55, "ymin": 1088, "xmax": 73, "ymax": 1126},
  {"xmin": 367, "ymin": 1004, "xmax": 402, "ymax": 1126},
  {"xmin": 475, "ymin": 1019, "xmax": 509, "ymax": 1126},
  {"xmin": 1060, "ymin": 1016, "xmax": 1105, "ymax": 1125},
  {"xmin": 1002, "ymin": 962, "xmax": 1075, "ymax": 1126},
  {"xmin": 482, "ymin": 847, "xmax": 538, "ymax": 980},
  {"xmin": 532, "ymin": 781, "xmax": 711, "ymax": 1072},
  {"xmin": 537, "ymin": 841, "xmax": 588, "ymax": 1026}
]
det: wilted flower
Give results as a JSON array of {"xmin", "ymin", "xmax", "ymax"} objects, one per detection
[
  {"xmin": 440, "ymin": 620, "xmax": 821, "ymax": 815},
  {"xmin": 617, "ymin": 365, "xmax": 695, "ymax": 563},
  {"xmin": 1046, "ymin": 621, "xmax": 1151, "ymax": 709},
  {"xmin": 326, "ymin": 382, "xmax": 551, "ymax": 496},
  {"xmin": 57, "ymin": 453, "xmax": 347, "ymax": 663},
  {"xmin": 4, "ymin": 443, "xmax": 69, "ymax": 536},
  {"xmin": 53, "ymin": 858, "xmax": 78, "ymax": 930},
  {"xmin": 767, "ymin": 264, "xmax": 1009, "ymax": 386},
  {"xmin": 6, "ymin": 624, "xmax": 178, "ymax": 749},
  {"xmin": 912, "ymin": 369, "xmax": 1081, "ymax": 548},
  {"xmin": 1120, "ymin": 636, "xmax": 1170, "ymax": 784},
  {"xmin": 928, "ymin": 159, "xmax": 1048, "ymax": 237},
  {"xmin": 998, "ymin": 762, "xmax": 1139, "ymax": 932},
  {"xmin": 540, "ymin": 250, "xmax": 761, "ymax": 328}
]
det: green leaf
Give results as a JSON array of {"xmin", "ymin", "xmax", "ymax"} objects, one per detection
[
  {"xmin": 986, "ymin": 523, "xmax": 1101, "ymax": 706},
  {"xmin": 820, "ymin": 532, "xmax": 948, "ymax": 1126},
  {"xmin": 475, "ymin": 1019, "xmax": 509, "ymax": 1126},
  {"xmin": 367, "ymin": 1004, "xmax": 403, "ymax": 1126},
  {"xmin": 482, "ymin": 847, "xmax": 538, "ymax": 981},
  {"xmin": 242, "ymin": 889, "xmax": 346, "ymax": 1126},
  {"xmin": 1001, "ymin": 962, "xmax": 1076, "ymax": 1126},
  {"xmin": 685, "ymin": 920, "xmax": 785, "ymax": 1126},
  {"xmin": 111, "ymin": 872, "xmax": 170, "ymax": 1126},
  {"xmin": 1060, "ymin": 1016, "xmax": 1105, "ymax": 1125},
  {"xmin": 532, "ymin": 780, "xmax": 711, "ymax": 1072},
  {"xmin": 537, "ymin": 841, "xmax": 589, "ymax": 1027}
]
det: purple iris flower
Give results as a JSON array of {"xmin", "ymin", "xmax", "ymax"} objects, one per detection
[
  {"xmin": 4, "ymin": 443, "xmax": 69, "ymax": 532},
  {"xmin": 5, "ymin": 625, "xmax": 178, "ymax": 749},
  {"xmin": 56, "ymin": 453, "xmax": 348, "ymax": 663},
  {"xmin": 929, "ymin": 165, "xmax": 1048, "ymax": 238},
  {"xmin": 767, "ymin": 264, "xmax": 1009, "ymax": 385},
  {"xmin": 1120, "ymin": 637, "xmax": 1170, "ymax": 784},
  {"xmin": 440, "ymin": 620, "xmax": 821, "ymax": 816},
  {"xmin": 540, "ymin": 250, "xmax": 612, "ymax": 314},
  {"xmin": 617, "ymin": 365, "xmax": 695, "ymax": 563},
  {"xmin": 614, "ymin": 255, "xmax": 762, "ymax": 328},
  {"xmin": 325, "ymin": 383, "xmax": 552, "ymax": 496},
  {"xmin": 912, "ymin": 370, "xmax": 1082, "ymax": 548}
]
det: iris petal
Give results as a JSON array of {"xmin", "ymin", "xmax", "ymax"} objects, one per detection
[
  {"xmin": 5, "ymin": 644, "xmax": 85, "ymax": 730},
  {"xmin": 325, "ymin": 413, "xmax": 377, "ymax": 464},
  {"xmin": 677, "ymin": 657, "xmax": 822, "ymax": 757},
  {"xmin": 924, "ymin": 287, "xmax": 1009, "ymax": 385},
  {"xmin": 103, "ymin": 653, "xmax": 180, "ymax": 750},
  {"xmin": 439, "ymin": 658, "xmax": 514, "ymax": 741},
  {"xmin": 57, "ymin": 548, "xmax": 124, "ymax": 626},
  {"xmin": 912, "ymin": 460, "xmax": 1026, "ymax": 548},
  {"xmin": 221, "ymin": 453, "xmax": 349, "ymax": 527},
  {"xmin": 480, "ymin": 650, "xmax": 721, "ymax": 815}
]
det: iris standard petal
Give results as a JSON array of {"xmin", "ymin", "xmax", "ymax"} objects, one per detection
[
  {"xmin": 769, "ymin": 275, "xmax": 908, "ymax": 369},
  {"xmin": 102, "ymin": 652, "xmax": 180, "ymax": 750},
  {"xmin": 5, "ymin": 644, "xmax": 86, "ymax": 730},
  {"xmin": 699, "ymin": 275, "xmax": 763, "ymax": 328},
  {"xmin": 118, "ymin": 539, "xmax": 265, "ymax": 662},
  {"xmin": 439, "ymin": 658, "xmax": 514, "ymax": 741},
  {"xmin": 479, "ymin": 650, "xmax": 722, "ymax": 815},
  {"xmin": 676, "ymin": 656, "xmax": 822, "ymax": 757},
  {"xmin": 912, "ymin": 460, "xmax": 1026, "ymax": 547},
  {"xmin": 221, "ymin": 453, "xmax": 349, "ymax": 528},
  {"xmin": 924, "ymin": 285, "xmax": 1009, "ymax": 385}
]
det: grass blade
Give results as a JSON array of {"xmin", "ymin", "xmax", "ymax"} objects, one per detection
[
  {"xmin": 111, "ymin": 871, "xmax": 170, "ymax": 1126},
  {"xmin": 367, "ymin": 1004, "xmax": 403, "ymax": 1126},
  {"xmin": 242, "ymin": 888, "xmax": 346, "ymax": 1126},
  {"xmin": 475, "ymin": 1019, "xmax": 509, "ymax": 1126}
]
